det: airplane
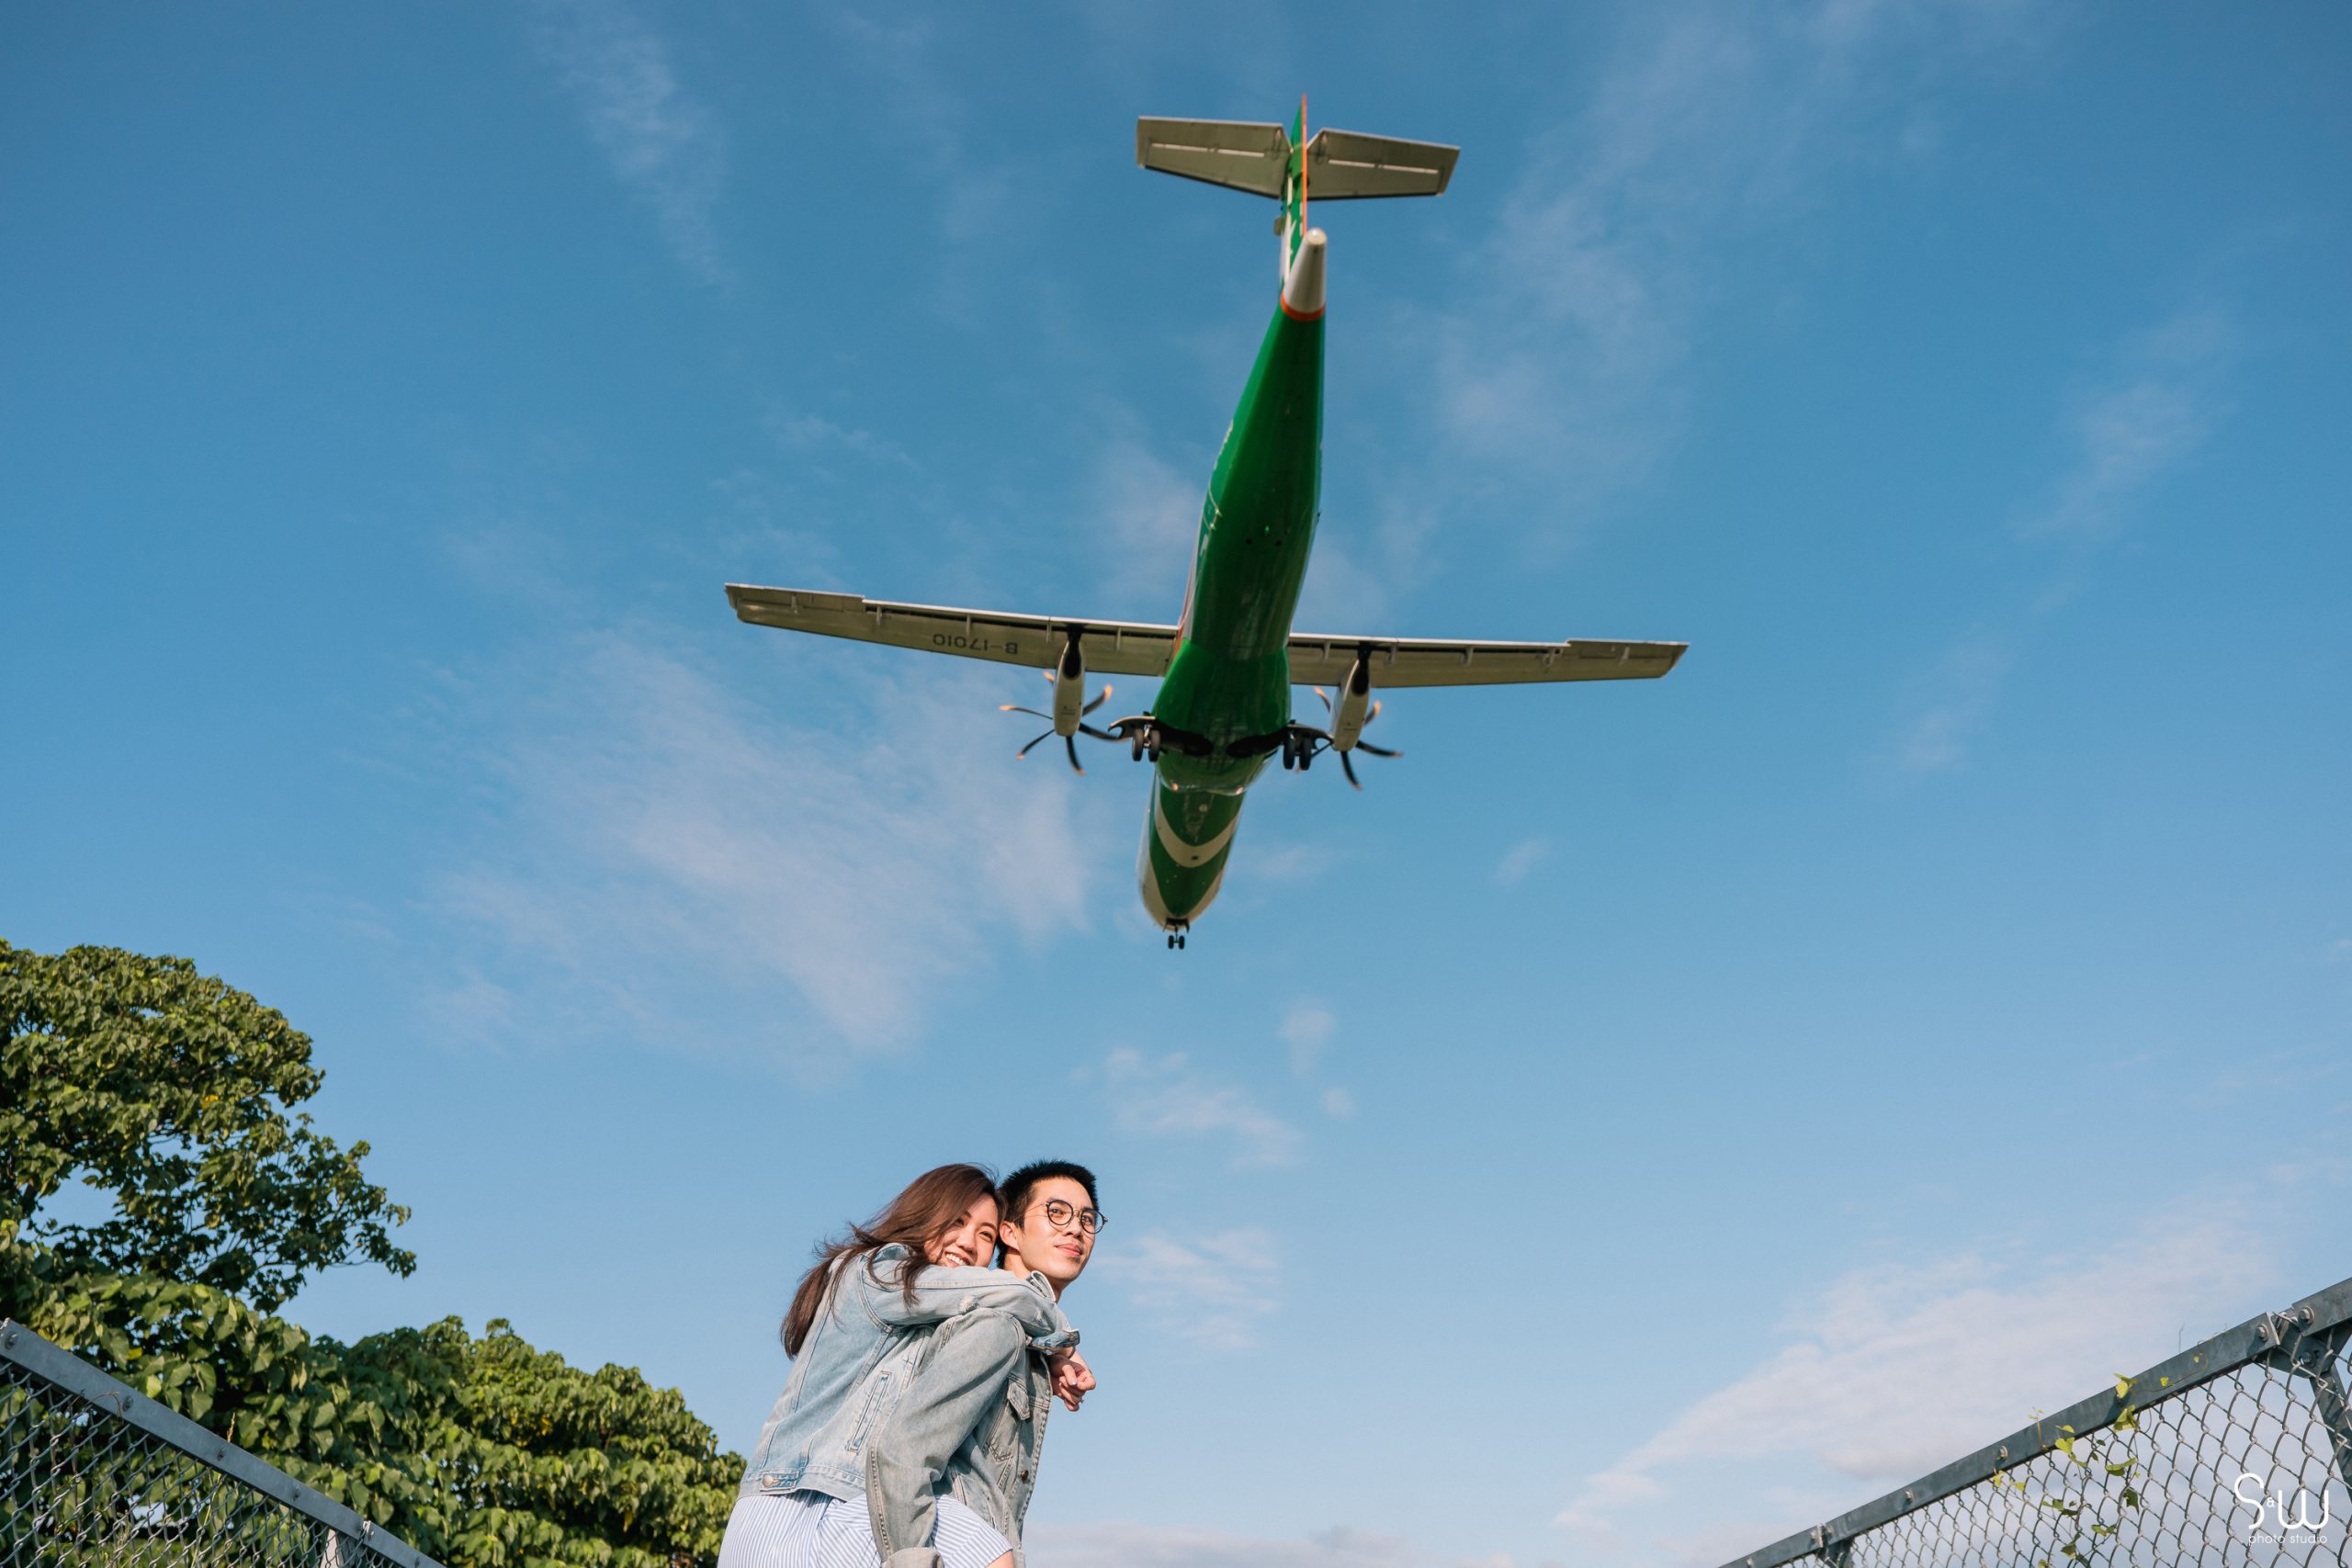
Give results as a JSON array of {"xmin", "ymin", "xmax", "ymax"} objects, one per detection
[{"xmin": 728, "ymin": 102, "xmax": 1685, "ymax": 949}]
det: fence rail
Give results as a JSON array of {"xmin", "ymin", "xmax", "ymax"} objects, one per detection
[
  {"xmin": 0, "ymin": 1317, "xmax": 442, "ymax": 1568},
  {"xmin": 1720, "ymin": 1275, "xmax": 2352, "ymax": 1568}
]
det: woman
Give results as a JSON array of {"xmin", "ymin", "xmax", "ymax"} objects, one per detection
[{"xmin": 717, "ymin": 1165, "xmax": 1075, "ymax": 1568}]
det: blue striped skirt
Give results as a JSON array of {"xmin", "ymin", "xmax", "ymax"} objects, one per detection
[{"xmin": 717, "ymin": 1489, "xmax": 1012, "ymax": 1568}]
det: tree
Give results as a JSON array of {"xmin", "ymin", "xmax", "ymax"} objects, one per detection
[
  {"xmin": 1, "ymin": 941, "xmax": 413, "ymax": 1311},
  {"xmin": 3, "ymin": 942, "xmax": 741, "ymax": 1566}
]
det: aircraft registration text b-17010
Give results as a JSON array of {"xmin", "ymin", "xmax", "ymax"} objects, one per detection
[{"xmin": 729, "ymin": 101, "xmax": 1684, "ymax": 949}]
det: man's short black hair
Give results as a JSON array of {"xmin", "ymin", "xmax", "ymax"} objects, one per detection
[{"xmin": 999, "ymin": 1160, "xmax": 1098, "ymax": 1229}]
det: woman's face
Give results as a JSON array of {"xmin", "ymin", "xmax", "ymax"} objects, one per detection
[{"xmin": 927, "ymin": 1193, "xmax": 1001, "ymax": 1268}]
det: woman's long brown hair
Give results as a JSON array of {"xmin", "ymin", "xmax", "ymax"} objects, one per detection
[{"xmin": 780, "ymin": 1163, "xmax": 999, "ymax": 1358}]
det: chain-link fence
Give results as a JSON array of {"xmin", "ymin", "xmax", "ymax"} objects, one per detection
[
  {"xmin": 1722, "ymin": 1276, "xmax": 2352, "ymax": 1568},
  {"xmin": 0, "ymin": 1318, "xmax": 440, "ymax": 1568}
]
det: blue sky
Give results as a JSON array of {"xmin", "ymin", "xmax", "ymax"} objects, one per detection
[{"xmin": 6, "ymin": 4, "xmax": 2350, "ymax": 1565}]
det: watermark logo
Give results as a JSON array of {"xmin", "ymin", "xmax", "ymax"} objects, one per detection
[{"xmin": 2234, "ymin": 1469, "xmax": 2335, "ymax": 1544}]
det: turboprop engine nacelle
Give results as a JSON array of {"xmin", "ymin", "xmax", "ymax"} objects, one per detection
[
  {"xmin": 1327, "ymin": 653, "xmax": 1374, "ymax": 750},
  {"xmin": 1052, "ymin": 633, "xmax": 1088, "ymax": 734}
]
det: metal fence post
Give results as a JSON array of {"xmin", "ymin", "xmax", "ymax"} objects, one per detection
[{"xmin": 2281, "ymin": 1314, "xmax": 2352, "ymax": 1490}]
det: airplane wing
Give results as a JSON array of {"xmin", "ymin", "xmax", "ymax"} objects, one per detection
[
  {"xmin": 728, "ymin": 585, "xmax": 1683, "ymax": 689},
  {"xmin": 1284, "ymin": 632, "xmax": 1686, "ymax": 687},
  {"xmin": 726, "ymin": 585, "xmax": 1179, "ymax": 677}
]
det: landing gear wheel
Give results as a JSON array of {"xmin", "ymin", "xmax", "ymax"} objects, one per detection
[{"xmin": 1130, "ymin": 732, "xmax": 1146, "ymax": 761}]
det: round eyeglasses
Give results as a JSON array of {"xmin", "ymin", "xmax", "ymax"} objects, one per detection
[{"xmin": 1034, "ymin": 1198, "xmax": 1105, "ymax": 1235}]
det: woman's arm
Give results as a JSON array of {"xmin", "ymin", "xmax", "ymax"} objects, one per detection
[{"xmin": 850, "ymin": 1247, "xmax": 1076, "ymax": 1346}]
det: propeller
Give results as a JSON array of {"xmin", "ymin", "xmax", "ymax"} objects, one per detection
[
  {"xmin": 1001, "ymin": 681, "xmax": 1114, "ymax": 773},
  {"xmin": 1311, "ymin": 686, "xmax": 1401, "ymax": 791}
]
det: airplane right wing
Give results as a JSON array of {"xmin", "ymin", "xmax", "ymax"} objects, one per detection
[{"xmin": 1284, "ymin": 632, "xmax": 1687, "ymax": 688}]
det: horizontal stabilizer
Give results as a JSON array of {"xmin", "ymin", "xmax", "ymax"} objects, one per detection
[
  {"xmin": 1136, "ymin": 118, "xmax": 1291, "ymax": 197},
  {"xmin": 1306, "ymin": 129, "xmax": 1458, "ymax": 199},
  {"xmin": 1138, "ymin": 118, "xmax": 1459, "ymax": 201}
]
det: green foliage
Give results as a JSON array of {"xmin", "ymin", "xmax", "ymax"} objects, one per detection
[
  {"xmin": 1995, "ymin": 1388, "xmax": 2147, "ymax": 1568},
  {"xmin": 1, "ymin": 942, "xmax": 742, "ymax": 1565},
  {"xmin": 12, "ymin": 1248, "xmax": 741, "ymax": 1564},
  {"xmin": 1, "ymin": 941, "xmax": 413, "ymax": 1311}
]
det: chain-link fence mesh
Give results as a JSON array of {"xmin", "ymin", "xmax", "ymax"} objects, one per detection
[
  {"xmin": 1725, "ymin": 1281, "xmax": 2352, "ymax": 1568},
  {"xmin": 0, "ymin": 1322, "xmax": 437, "ymax": 1568}
]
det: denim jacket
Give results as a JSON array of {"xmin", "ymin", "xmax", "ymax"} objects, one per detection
[
  {"xmin": 863, "ymin": 1307, "xmax": 1058, "ymax": 1568},
  {"xmin": 739, "ymin": 1246, "xmax": 1075, "ymax": 1502}
]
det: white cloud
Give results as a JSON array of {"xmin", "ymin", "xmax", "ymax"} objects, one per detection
[
  {"xmin": 1320, "ymin": 1087, "xmax": 1356, "ymax": 1120},
  {"xmin": 1889, "ymin": 634, "xmax": 2012, "ymax": 775},
  {"xmin": 1887, "ymin": 306, "xmax": 2233, "ymax": 773},
  {"xmin": 1424, "ymin": 2, "xmax": 2048, "ymax": 520},
  {"xmin": 1280, "ymin": 1000, "xmax": 1337, "ymax": 1077},
  {"xmin": 1091, "ymin": 427, "xmax": 1201, "ymax": 607},
  {"xmin": 2027, "ymin": 310, "xmax": 2234, "ymax": 540},
  {"xmin": 1555, "ymin": 1201, "xmax": 2277, "ymax": 1567},
  {"xmin": 1101, "ymin": 1049, "xmax": 1302, "ymax": 1167},
  {"xmin": 1090, "ymin": 1227, "xmax": 1281, "ymax": 1351},
  {"xmin": 536, "ymin": 0, "xmax": 729, "ymax": 284},
  {"xmin": 766, "ymin": 410, "xmax": 917, "ymax": 472},
  {"xmin": 1494, "ymin": 836, "xmax": 1553, "ymax": 886},
  {"xmin": 425, "ymin": 629, "xmax": 1096, "ymax": 1063},
  {"xmin": 1029, "ymin": 1521, "xmax": 1423, "ymax": 1568}
]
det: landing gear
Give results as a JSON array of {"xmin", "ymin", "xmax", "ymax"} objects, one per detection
[{"xmin": 1165, "ymin": 926, "xmax": 1188, "ymax": 951}]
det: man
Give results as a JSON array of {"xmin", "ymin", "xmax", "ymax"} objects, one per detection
[{"xmin": 864, "ymin": 1160, "xmax": 1102, "ymax": 1568}]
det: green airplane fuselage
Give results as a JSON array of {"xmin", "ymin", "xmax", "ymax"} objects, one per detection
[{"xmin": 1136, "ymin": 288, "xmax": 1323, "ymax": 930}]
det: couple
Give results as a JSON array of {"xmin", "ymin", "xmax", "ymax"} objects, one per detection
[{"xmin": 718, "ymin": 1159, "xmax": 1103, "ymax": 1568}]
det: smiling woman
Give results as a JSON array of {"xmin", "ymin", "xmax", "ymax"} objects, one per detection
[{"xmin": 722, "ymin": 1165, "xmax": 1080, "ymax": 1568}]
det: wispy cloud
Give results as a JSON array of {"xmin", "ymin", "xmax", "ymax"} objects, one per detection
[
  {"xmin": 535, "ymin": 0, "xmax": 729, "ymax": 284},
  {"xmin": 1279, "ymin": 999, "xmax": 1337, "ymax": 1077},
  {"xmin": 1029, "ymin": 1520, "xmax": 1423, "ymax": 1568},
  {"xmin": 1494, "ymin": 836, "xmax": 1552, "ymax": 886},
  {"xmin": 766, "ymin": 409, "xmax": 919, "ymax": 473},
  {"xmin": 424, "ymin": 629, "xmax": 1096, "ymax": 1064},
  {"xmin": 1090, "ymin": 424, "xmax": 1201, "ymax": 608},
  {"xmin": 1091, "ymin": 1227, "xmax": 1281, "ymax": 1351},
  {"xmin": 1101, "ymin": 1048, "xmax": 1302, "ymax": 1167},
  {"xmin": 1889, "ymin": 307, "xmax": 2233, "ymax": 773},
  {"xmin": 1555, "ymin": 1200, "xmax": 2278, "ymax": 1567},
  {"xmin": 1889, "ymin": 633, "xmax": 2013, "ymax": 775},
  {"xmin": 1426, "ymin": 2, "xmax": 2048, "ymax": 522},
  {"xmin": 2026, "ymin": 310, "xmax": 2235, "ymax": 541}
]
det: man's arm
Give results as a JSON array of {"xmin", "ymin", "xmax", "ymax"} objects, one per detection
[
  {"xmin": 864, "ymin": 1310, "xmax": 1031, "ymax": 1568},
  {"xmin": 847, "ymin": 1248, "xmax": 1077, "ymax": 1347}
]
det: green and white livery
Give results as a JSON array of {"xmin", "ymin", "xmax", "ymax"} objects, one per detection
[{"xmin": 729, "ymin": 103, "xmax": 1685, "ymax": 948}]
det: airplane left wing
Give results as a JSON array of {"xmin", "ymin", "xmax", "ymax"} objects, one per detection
[
  {"xmin": 1285, "ymin": 632, "xmax": 1686, "ymax": 687},
  {"xmin": 727, "ymin": 585, "xmax": 1180, "ymax": 677}
]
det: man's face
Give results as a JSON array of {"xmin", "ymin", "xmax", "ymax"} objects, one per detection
[{"xmin": 1001, "ymin": 1176, "xmax": 1098, "ymax": 1290}]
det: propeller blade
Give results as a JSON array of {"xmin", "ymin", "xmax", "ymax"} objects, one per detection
[
  {"xmin": 1356, "ymin": 741, "xmax": 1400, "ymax": 758},
  {"xmin": 1313, "ymin": 686, "xmax": 1332, "ymax": 714},
  {"xmin": 1083, "ymin": 685, "xmax": 1114, "ymax": 716},
  {"xmin": 1064, "ymin": 736, "xmax": 1085, "ymax": 774},
  {"xmin": 1078, "ymin": 724, "xmax": 1118, "ymax": 741},
  {"xmin": 1368, "ymin": 699, "xmax": 1383, "ymax": 724},
  {"xmin": 1340, "ymin": 751, "xmax": 1362, "ymax": 790},
  {"xmin": 1017, "ymin": 728, "xmax": 1055, "ymax": 759},
  {"xmin": 1002, "ymin": 705, "xmax": 1052, "ymax": 720}
]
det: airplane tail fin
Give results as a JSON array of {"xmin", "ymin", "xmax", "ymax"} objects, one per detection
[{"xmin": 1136, "ymin": 103, "xmax": 1459, "ymax": 273}]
